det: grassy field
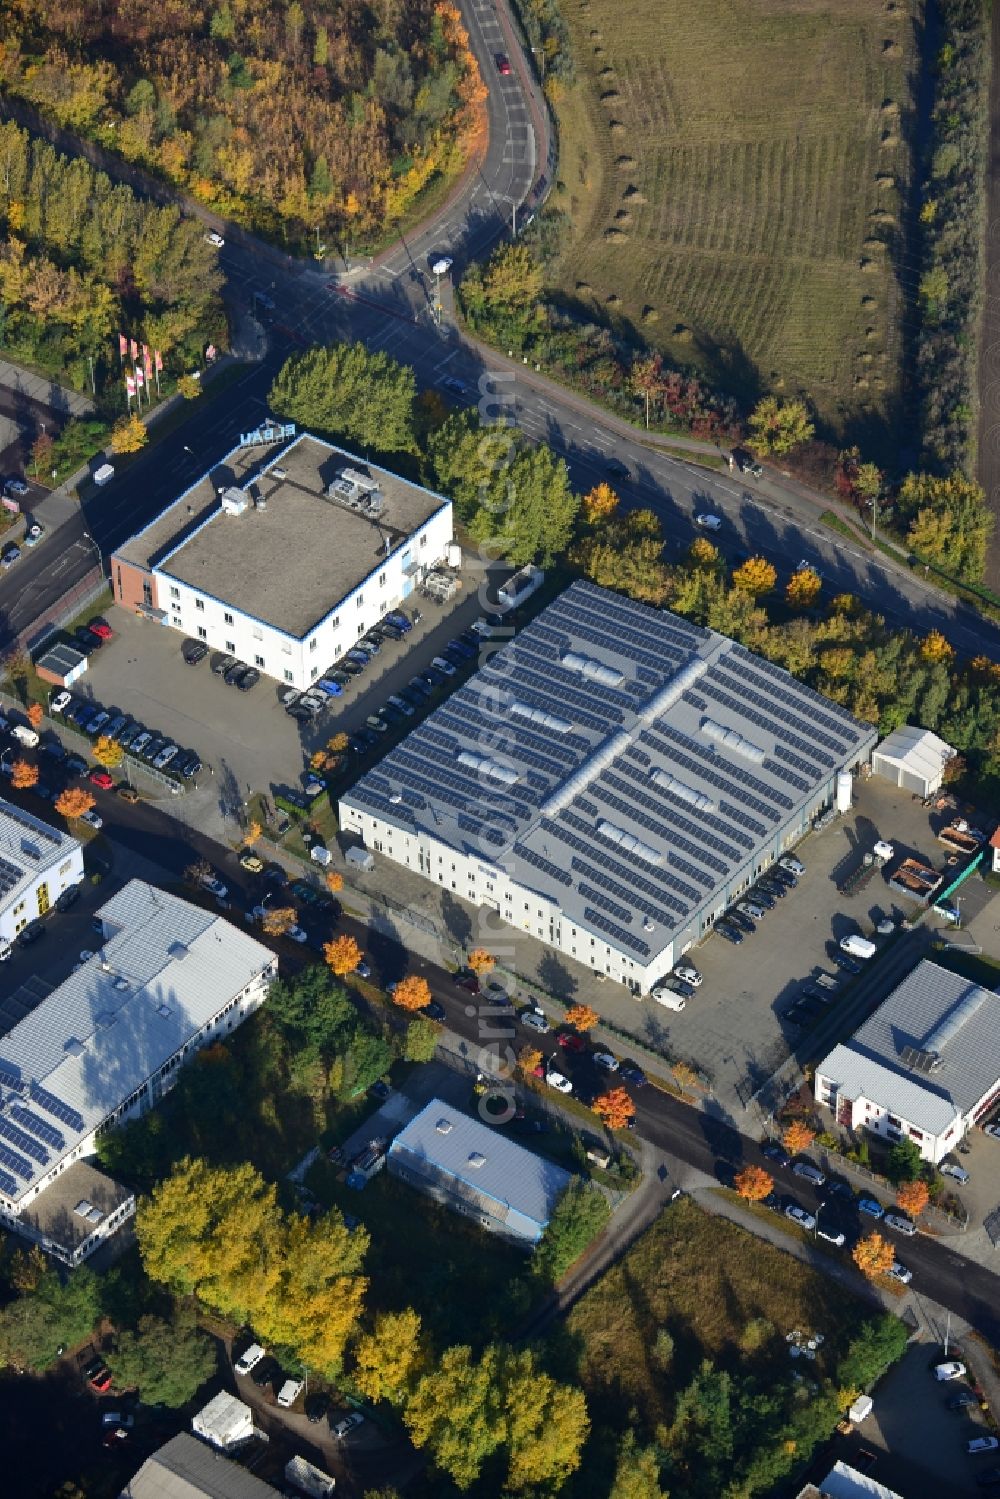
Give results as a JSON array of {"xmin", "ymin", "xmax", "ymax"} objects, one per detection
[
  {"xmin": 549, "ymin": 0, "xmax": 918, "ymax": 440},
  {"xmin": 563, "ymin": 1194, "xmax": 875, "ymax": 1429}
]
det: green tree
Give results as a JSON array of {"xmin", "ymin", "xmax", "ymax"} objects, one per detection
[
  {"xmin": 406, "ymin": 1343, "xmax": 502, "ymax": 1488},
  {"xmin": 260, "ymin": 1208, "xmax": 368, "ymax": 1375},
  {"xmin": 747, "ymin": 396, "xmax": 814, "ymax": 456},
  {"xmin": 313, "ymin": 25, "xmax": 329, "ymax": 67},
  {"xmin": 836, "ymin": 1314, "xmax": 908, "ymax": 1390},
  {"xmin": 427, "ymin": 410, "xmax": 518, "ymax": 524},
  {"xmin": 0, "ymin": 1266, "xmax": 102, "ymax": 1372},
  {"xmin": 610, "ymin": 1430, "xmax": 668, "ymax": 1499},
  {"xmin": 886, "ymin": 1136, "xmax": 923, "ymax": 1184},
  {"xmin": 111, "ymin": 411, "xmax": 148, "ymax": 454},
  {"xmin": 898, "ymin": 471, "xmax": 993, "ymax": 583},
  {"xmin": 535, "ymin": 1179, "xmax": 610, "ymax": 1283},
  {"xmin": 106, "ymin": 1310, "xmax": 217, "ymax": 1406},
  {"xmin": 467, "ymin": 442, "xmax": 578, "ymax": 565},
  {"xmin": 269, "ymin": 342, "xmax": 417, "ymax": 454},
  {"xmin": 404, "ymin": 1015, "xmax": 440, "ymax": 1063},
  {"xmin": 480, "ymin": 242, "xmax": 543, "ymax": 313}
]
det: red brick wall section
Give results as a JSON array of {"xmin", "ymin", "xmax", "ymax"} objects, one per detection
[{"xmin": 113, "ymin": 557, "xmax": 155, "ymax": 613}]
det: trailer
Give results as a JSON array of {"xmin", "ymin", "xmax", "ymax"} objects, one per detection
[
  {"xmin": 938, "ymin": 820, "xmax": 981, "ymax": 856},
  {"xmin": 889, "ymin": 857, "xmax": 943, "ymax": 902},
  {"xmin": 285, "ymin": 1455, "xmax": 335, "ymax": 1497}
]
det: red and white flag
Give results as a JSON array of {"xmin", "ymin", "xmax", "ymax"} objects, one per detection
[
  {"xmin": 143, "ymin": 345, "xmax": 152, "ymax": 381},
  {"xmin": 130, "ymin": 339, "xmax": 139, "ymax": 361},
  {"xmin": 135, "ymin": 365, "xmax": 145, "ymax": 389},
  {"xmin": 125, "ymin": 372, "xmax": 136, "ymax": 397},
  {"xmin": 154, "ymin": 349, "xmax": 163, "ymax": 373},
  {"xmin": 118, "ymin": 333, "xmax": 128, "ymax": 358}
]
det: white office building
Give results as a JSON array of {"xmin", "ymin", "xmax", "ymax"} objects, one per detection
[
  {"xmin": 0, "ymin": 799, "xmax": 83, "ymax": 945},
  {"xmin": 815, "ymin": 959, "xmax": 1000, "ymax": 1163},
  {"xmin": 111, "ymin": 428, "xmax": 453, "ymax": 689},
  {"xmin": 340, "ymin": 581, "xmax": 877, "ymax": 993},
  {"xmin": 0, "ymin": 879, "xmax": 276, "ymax": 1263}
]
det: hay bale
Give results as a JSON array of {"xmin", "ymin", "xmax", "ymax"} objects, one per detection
[
  {"xmin": 603, "ymin": 227, "xmax": 629, "ymax": 242},
  {"xmin": 641, "ymin": 306, "xmax": 659, "ymax": 324},
  {"xmin": 615, "ymin": 154, "xmax": 636, "ymax": 169},
  {"xmin": 622, "ymin": 185, "xmax": 646, "ymax": 203},
  {"xmin": 861, "ymin": 295, "xmax": 877, "ymax": 308}
]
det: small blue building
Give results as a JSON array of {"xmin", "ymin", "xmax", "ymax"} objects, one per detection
[{"xmin": 387, "ymin": 1099, "xmax": 572, "ymax": 1246}]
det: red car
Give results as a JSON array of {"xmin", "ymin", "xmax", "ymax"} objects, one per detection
[
  {"xmin": 453, "ymin": 971, "xmax": 480, "ymax": 995},
  {"xmin": 495, "ymin": 52, "xmax": 511, "ymax": 75},
  {"xmin": 557, "ymin": 1032, "xmax": 586, "ymax": 1053},
  {"xmin": 89, "ymin": 1367, "xmax": 113, "ymax": 1392},
  {"xmin": 88, "ymin": 769, "xmax": 114, "ymax": 790},
  {"xmin": 88, "ymin": 619, "xmax": 114, "ymax": 640}
]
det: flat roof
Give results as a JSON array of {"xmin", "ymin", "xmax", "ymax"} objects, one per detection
[
  {"xmin": 114, "ymin": 431, "xmax": 449, "ymax": 638},
  {"xmin": 16, "ymin": 1157, "xmax": 133, "ymax": 1254},
  {"xmin": 0, "ymin": 880, "xmax": 274, "ymax": 1205},
  {"xmin": 818, "ymin": 959, "xmax": 1000, "ymax": 1135},
  {"xmin": 874, "ymin": 725, "xmax": 955, "ymax": 781},
  {"xmin": 388, "ymin": 1098, "xmax": 571, "ymax": 1230},
  {"xmin": 36, "ymin": 641, "xmax": 87, "ymax": 674},
  {"xmin": 342, "ymin": 580, "xmax": 876, "ymax": 964},
  {"xmin": 0, "ymin": 798, "xmax": 80, "ymax": 913}
]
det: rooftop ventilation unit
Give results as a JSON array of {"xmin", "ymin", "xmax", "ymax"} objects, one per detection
[
  {"xmin": 457, "ymin": 750, "xmax": 519, "ymax": 786},
  {"xmin": 435, "ymin": 1117, "xmax": 454, "ymax": 1135},
  {"xmin": 467, "ymin": 1152, "xmax": 486, "ymax": 1169},
  {"xmin": 271, "ymin": 467, "xmax": 287, "ymax": 480},
  {"xmin": 326, "ymin": 467, "xmax": 384, "ymax": 517},
  {"xmin": 167, "ymin": 942, "xmax": 189, "ymax": 960},
  {"xmin": 64, "ymin": 1038, "xmax": 85, "ymax": 1057},
  {"xmin": 922, "ymin": 987, "xmax": 989, "ymax": 1055},
  {"xmin": 219, "ymin": 486, "xmax": 249, "ymax": 517},
  {"xmin": 649, "ymin": 767, "xmax": 716, "ymax": 813},
  {"xmin": 562, "ymin": 651, "xmax": 626, "ymax": 689},
  {"xmin": 700, "ymin": 716, "xmax": 767, "ymax": 764},
  {"xmin": 597, "ymin": 819, "xmax": 662, "ymax": 865},
  {"xmin": 639, "ymin": 657, "xmax": 710, "ymax": 724},
  {"xmin": 509, "ymin": 699, "xmax": 572, "ymax": 734}
]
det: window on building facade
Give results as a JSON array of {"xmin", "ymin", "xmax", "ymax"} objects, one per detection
[
  {"xmin": 169, "ymin": 585, "xmax": 179, "ymax": 599},
  {"xmin": 310, "ymin": 638, "xmax": 317, "ymax": 652},
  {"xmin": 379, "ymin": 572, "xmax": 387, "ymax": 587},
  {"xmin": 254, "ymin": 655, "xmax": 264, "ymax": 667},
  {"xmin": 226, "ymin": 640, "xmax": 235, "ymax": 652},
  {"xmin": 195, "ymin": 598, "xmax": 204, "ymax": 611},
  {"xmin": 224, "ymin": 611, "xmax": 234, "ymax": 625},
  {"xmin": 356, "ymin": 593, "xmax": 364, "ymax": 607},
  {"xmin": 197, "ymin": 626, "xmax": 207, "ymax": 640},
  {"xmin": 283, "ymin": 670, "xmax": 293, "ymax": 683},
  {"xmin": 419, "ymin": 532, "xmax": 427, "ymax": 547}
]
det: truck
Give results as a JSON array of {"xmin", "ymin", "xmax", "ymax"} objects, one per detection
[
  {"xmin": 838, "ymin": 841, "xmax": 893, "ymax": 899},
  {"xmin": 938, "ymin": 820, "xmax": 981, "ymax": 856}
]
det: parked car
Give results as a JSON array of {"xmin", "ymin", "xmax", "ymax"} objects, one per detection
[
  {"xmin": 792, "ymin": 1160, "xmax": 826, "ymax": 1187},
  {"xmin": 387, "ymin": 693, "xmax": 415, "ymax": 718},
  {"xmin": 305, "ymin": 1392, "xmax": 330, "ymax": 1423},
  {"xmin": 182, "ymin": 639, "xmax": 209, "ymax": 665},
  {"xmin": 785, "ymin": 1203, "xmax": 816, "ymax": 1231},
  {"xmin": 858, "ymin": 1196, "xmax": 884, "ymax": 1219},
  {"xmin": 779, "ymin": 854, "xmax": 805, "ymax": 876},
  {"xmin": 984, "ymin": 1123, "xmax": 1000, "ymax": 1141},
  {"xmin": 883, "ymin": 1212, "xmax": 916, "ymax": 1236},
  {"xmin": 933, "ymin": 1362, "xmax": 967, "ymax": 1382},
  {"xmin": 557, "ymin": 1031, "xmax": 586, "ymax": 1053},
  {"xmin": 18, "ymin": 920, "xmax": 46, "ymax": 948},
  {"xmin": 887, "ymin": 1261, "xmax": 913, "ymax": 1285},
  {"xmin": 55, "ymin": 883, "xmax": 82, "ymax": 912},
  {"xmin": 81, "ymin": 809, "xmax": 103, "ymax": 829},
  {"xmin": 673, "ymin": 964, "xmax": 702, "ymax": 987},
  {"xmin": 592, "ymin": 1051, "xmax": 620, "ymax": 1072},
  {"xmin": 761, "ymin": 1141, "xmax": 791, "ymax": 1166},
  {"xmin": 520, "ymin": 1008, "xmax": 550, "ymax": 1034},
  {"xmin": 89, "ymin": 618, "xmax": 113, "ymax": 640},
  {"xmin": 200, "ymin": 873, "xmax": 228, "ymax": 899},
  {"xmin": 211, "ymin": 653, "xmax": 237, "ymax": 676},
  {"xmin": 748, "ymin": 888, "xmax": 775, "ymax": 911},
  {"xmin": 236, "ymin": 667, "xmax": 260, "ymax": 692},
  {"xmin": 969, "ymin": 1439, "xmax": 1000, "ymax": 1455},
  {"xmin": 947, "ymin": 1390, "xmax": 979, "ymax": 1411},
  {"xmin": 432, "ymin": 655, "xmax": 457, "ymax": 677},
  {"xmin": 331, "ymin": 1412, "xmax": 365, "ymax": 1441},
  {"xmin": 1, "ymin": 543, "xmax": 21, "ymax": 568},
  {"xmin": 716, "ymin": 920, "xmax": 744, "ymax": 945},
  {"xmin": 695, "ymin": 512, "xmax": 722, "ymax": 531},
  {"xmin": 816, "ymin": 1221, "xmax": 846, "ymax": 1247},
  {"xmin": 727, "ymin": 908, "xmax": 756, "ymax": 933},
  {"xmin": 940, "ymin": 1159, "xmax": 971, "ymax": 1184},
  {"xmin": 50, "ymin": 690, "xmax": 72, "ymax": 715},
  {"xmin": 88, "ymin": 769, "xmax": 114, "ymax": 790},
  {"xmin": 545, "ymin": 1067, "xmax": 573, "ymax": 1094},
  {"xmin": 234, "ymin": 1342, "xmax": 266, "ymax": 1377}
]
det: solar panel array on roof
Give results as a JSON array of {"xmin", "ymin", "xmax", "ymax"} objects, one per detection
[
  {"xmin": 0, "ymin": 855, "xmax": 22, "ymax": 898},
  {"xmin": 30, "ymin": 1083, "xmax": 84, "ymax": 1133},
  {"xmin": 341, "ymin": 580, "xmax": 876, "ymax": 968},
  {"xmin": 0, "ymin": 1167, "xmax": 17, "ymax": 1196},
  {"xmin": 10, "ymin": 1105, "xmax": 64, "ymax": 1150},
  {"xmin": 0, "ymin": 1116, "xmax": 48, "ymax": 1166}
]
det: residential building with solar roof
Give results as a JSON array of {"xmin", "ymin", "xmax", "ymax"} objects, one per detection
[
  {"xmin": 340, "ymin": 580, "xmax": 877, "ymax": 993},
  {"xmin": 815, "ymin": 959, "xmax": 1000, "ymax": 1163},
  {"xmin": 0, "ymin": 798, "xmax": 83, "ymax": 946},
  {"xmin": 0, "ymin": 879, "xmax": 275, "ymax": 1263}
]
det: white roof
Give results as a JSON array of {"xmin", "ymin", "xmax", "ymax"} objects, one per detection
[
  {"xmin": 191, "ymin": 1391, "xmax": 254, "ymax": 1445},
  {"xmin": 0, "ymin": 880, "xmax": 274, "ymax": 1204},
  {"xmin": 123, "ymin": 1433, "xmax": 279, "ymax": 1499},
  {"xmin": 874, "ymin": 725, "xmax": 954, "ymax": 782},
  {"xmin": 817, "ymin": 1459, "xmax": 903, "ymax": 1499},
  {"xmin": 817, "ymin": 960, "xmax": 1000, "ymax": 1136},
  {"xmin": 0, "ymin": 798, "xmax": 80, "ymax": 910}
]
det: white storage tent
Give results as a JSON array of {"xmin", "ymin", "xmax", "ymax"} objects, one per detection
[{"xmin": 871, "ymin": 726, "xmax": 955, "ymax": 799}]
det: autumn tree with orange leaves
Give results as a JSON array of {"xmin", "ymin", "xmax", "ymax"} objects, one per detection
[
  {"xmin": 261, "ymin": 906, "xmax": 297, "ymax": 937},
  {"xmin": 26, "ymin": 702, "xmax": 42, "ymax": 728},
  {"xmin": 580, "ymin": 483, "xmax": 619, "ymax": 528},
  {"xmin": 593, "ymin": 1088, "xmax": 635, "ymax": 1130},
  {"xmin": 326, "ymin": 871, "xmax": 344, "ymax": 894},
  {"xmin": 55, "ymin": 787, "xmax": 96, "ymax": 821},
  {"xmin": 565, "ymin": 1004, "xmax": 599, "ymax": 1033},
  {"xmin": 895, "ymin": 1180, "xmax": 930, "ymax": 1220},
  {"xmin": 734, "ymin": 1165, "xmax": 774, "ymax": 1203},
  {"xmin": 391, "ymin": 975, "xmax": 432, "ymax": 1012},
  {"xmin": 852, "ymin": 1232, "xmax": 895, "ymax": 1280},
  {"xmin": 324, "ymin": 934, "xmax": 362, "ymax": 977},
  {"xmin": 10, "ymin": 759, "xmax": 37, "ymax": 789},
  {"xmin": 518, "ymin": 1045, "xmax": 543, "ymax": 1078},
  {"xmin": 467, "ymin": 948, "xmax": 495, "ymax": 975},
  {"xmin": 782, "ymin": 1120, "xmax": 816, "ymax": 1156}
]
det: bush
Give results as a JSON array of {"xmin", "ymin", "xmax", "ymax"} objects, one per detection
[{"xmin": 534, "ymin": 1178, "xmax": 610, "ymax": 1283}]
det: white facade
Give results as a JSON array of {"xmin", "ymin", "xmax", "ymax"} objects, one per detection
[
  {"xmin": 0, "ymin": 800, "xmax": 83, "ymax": 943},
  {"xmin": 0, "ymin": 880, "xmax": 276, "ymax": 1261},
  {"xmin": 872, "ymin": 725, "xmax": 956, "ymax": 798},
  {"xmin": 158, "ymin": 500, "xmax": 453, "ymax": 691},
  {"xmin": 813, "ymin": 1062, "xmax": 965, "ymax": 1164}
]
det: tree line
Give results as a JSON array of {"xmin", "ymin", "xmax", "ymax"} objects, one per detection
[
  {"xmin": 0, "ymin": 120, "xmax": 224, "ymax": 395},
  {"xmin": 0, "ymin": 0, "xmax": 485, "ymax": 251}
]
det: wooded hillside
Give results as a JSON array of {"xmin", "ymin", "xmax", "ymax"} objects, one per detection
[{"xmin": 0, "ymin": 0, "xmax": 486, "ymax": 245}]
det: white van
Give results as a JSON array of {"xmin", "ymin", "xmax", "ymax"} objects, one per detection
[
  {"xmin": 11, "ymin": 725, "xmax": 39, "ymax": 748},
  {"xmin": 651, "ymin": 987, "xmax": 686, "ymax": 1012},
  {"xmin": 345, "ymin": 846, "xmax": 374, "ymax": 872},
  {"xmin": 840, "ymin": 934, "xmax": 877, "ymax": 960},
  {"xmin": 309, "ymin": 844, "xmax": 333, "ymax": 867},
  {"xmin": 0, "ymin": 938, "xmax": 11, "ymax": 962},
  {"xmin": 277, "ymin": 1377, "xmax": 304, "ymax": 1409}
]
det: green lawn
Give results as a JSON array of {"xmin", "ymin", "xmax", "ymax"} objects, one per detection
[{"xmin": 549, "ymin": 0, "xmax": 916, "ymax": 442}]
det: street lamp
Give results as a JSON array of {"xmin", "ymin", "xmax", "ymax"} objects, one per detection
[
  {"xmin": 531, "ymin": 45, "xmax": 545, "ymax": 79},
  {"xmin": 431, "ymin": 257, "xmax": 452, "ymax": 325}
]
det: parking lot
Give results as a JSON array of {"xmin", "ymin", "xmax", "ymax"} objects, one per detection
[{"xmin": 73, "ymin": 559, "xmax": 496, "ymax": 842}]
